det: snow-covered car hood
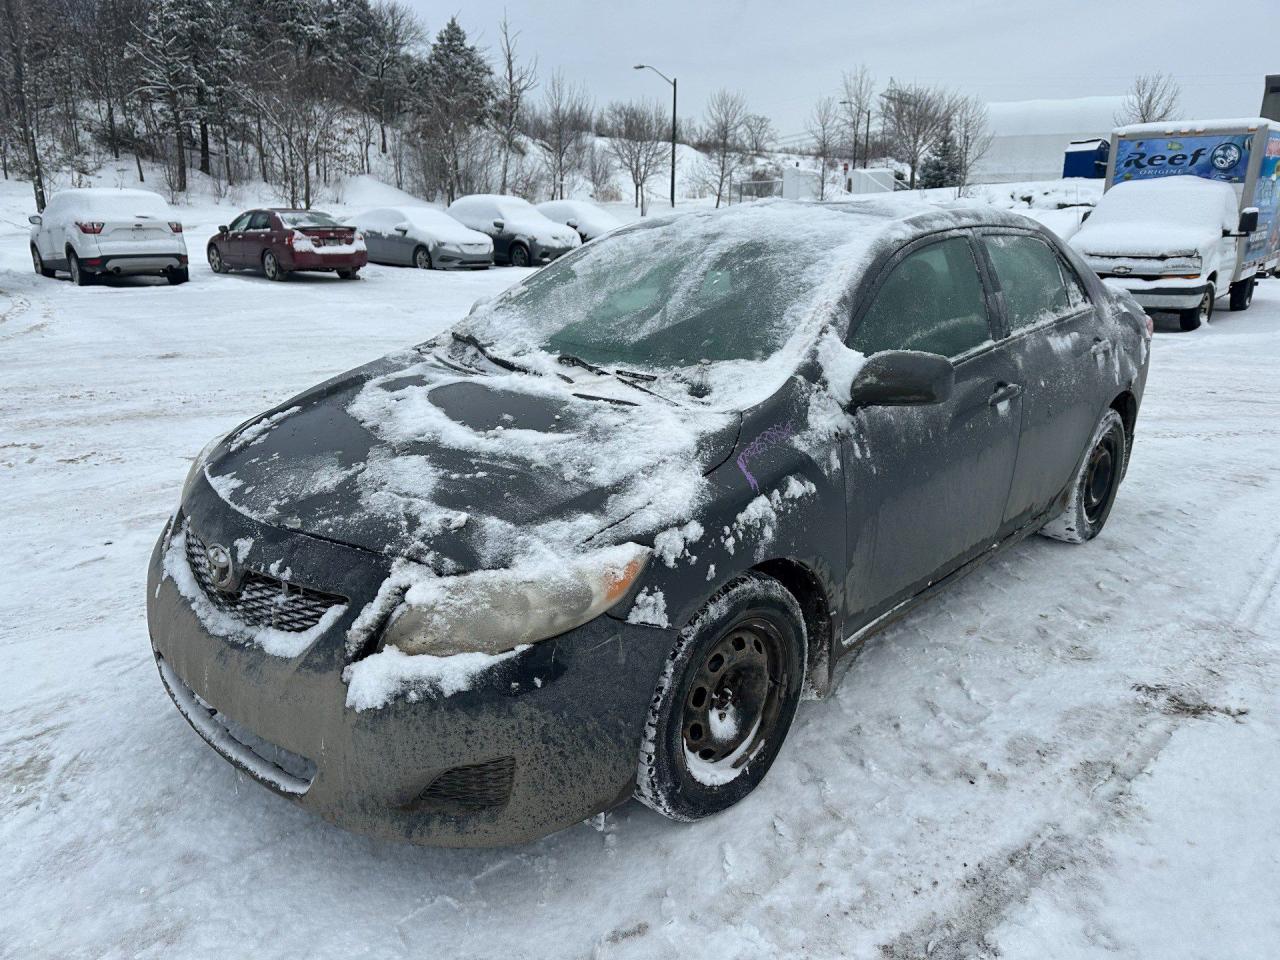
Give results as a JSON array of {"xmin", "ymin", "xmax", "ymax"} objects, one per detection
[
  {"xmin": 509, "ymin": 217, "xmax": 580, "ymax": 247},
  {"xmin": 1072, "ymin": 222, "xmax": 1217, "ymax": 260},
  {"xmin": 405, "ymin": 214, "xmax": 491, "ymax": 246},
  {"xmin": 197, "ymin": 348, "xmax": 738, "ymax": 573}
]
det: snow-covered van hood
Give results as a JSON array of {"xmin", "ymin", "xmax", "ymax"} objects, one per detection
[
  {"xmin": 197, "ymin": 349, "xmax": 738, "ymax": 574},
  {"xmin": 1072, "ymin": 222, "xmax": 1218, "ymax": 260},
  {"xmin": 1070, "ymin": 177, "xmax": 1238, "ymax": 261}
]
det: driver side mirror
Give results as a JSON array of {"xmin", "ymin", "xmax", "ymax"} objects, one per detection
[
  {"xmin": 217, "ymin": 225, "xmax": 228, "ymax": 234},
  {"xmin": 1238, "ymin": 207, "xmax": 1259, "ymax": 234},
  {"xmin": 28, "ymin": 214, "xmax": 42, "ymax": 226},
  {"xmin": 849, "ymin": 351, "xmax": 955, "ymax": 408},
  {"xmin": 492, "ymin": 219, "xmax": 505, "ymax": 231},
  {"xmin": 394, "ymin": 222, "xmax": 410, "ymax": 234},
  {"xmin": 566, "ymin": 218, "xmax": 579, "ymax": 230}
]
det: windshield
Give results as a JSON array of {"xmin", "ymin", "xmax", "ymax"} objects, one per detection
[
  {"xmin": 459, "ymin": 204, "xmax": 879, "ymax": 370},
  {"xmin": 279, "ymin": 210, "xmax": 343, "ymax": 228}
]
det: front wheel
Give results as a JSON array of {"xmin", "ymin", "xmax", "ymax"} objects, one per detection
[
  {"xmin": 508, "ymin": 243, "xmax": 530, "ymax": 268},
  {"xmin": 31, "ymin": 246, "xmax": 54, "ymax": 278},
  {"xmin": 413, "ymin": 246, "xmax": 432, "ymax": 270},
  {"xmin": 1179, "ymin": 286, "xmax": 1213, "ymax": 331},
  {"xmin": 263, "ymin": 250, "xmax": 287, "ymax": 282},
  {"xmin": 1229, "ymin": 277, "xmax": 1255, "ymax": 312},
  {"xmin": 635, "ymin": 573, "xmax": 806, "ymax": 822},
  {"xmin": 1039, "ymin": 408, "xmax": 1127, "ymax": 544},
  {"xmin": 207, "ymin": 244, "xmax": 227, "ymax": 274}
]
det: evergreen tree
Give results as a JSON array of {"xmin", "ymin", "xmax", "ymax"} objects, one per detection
[
  {"xmin": 919, "ymin": 121, "xmax": 962, "ymax": 190},
  {"xmin": 415, "ymin": 17, "xmax": 494, "ymax": 201}
]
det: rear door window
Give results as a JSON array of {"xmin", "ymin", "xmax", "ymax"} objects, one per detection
[
  {"xmin": 983, "ymin": 234, "xmax": 1088, "ymax": 331},
  {"xmin": 851, "ymin": 236, "xmax": 993, "ymax": 360},
  {"xmin": 247, "ymin": 211, "xmax": 273, "ymax": 231}
]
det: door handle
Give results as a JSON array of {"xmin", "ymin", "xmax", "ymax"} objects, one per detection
[
  {"xmin": 989, "ymin": 382, "xmax": 1023, "ymax": 406},
  {"xmin": 1090, "ymin": 338, "xmax": 1113, "ymax": 357}
]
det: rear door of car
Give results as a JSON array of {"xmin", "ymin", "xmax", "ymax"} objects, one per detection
[
  {"xmin": 976, "ymin": 229, "xmax": 1114, "ymax": 528},
  {"xmin": 361, "ymin": 209, "xmax": 392, "ymax": 263},
  {"xmin": 841, "ymin": 231, "xmax": 1025, "ymax": 629}
]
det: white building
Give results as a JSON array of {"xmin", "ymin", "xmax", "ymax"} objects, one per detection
[{"xmin": 971, "ymin": 95, "xmax": 1126, "ymax": 184}]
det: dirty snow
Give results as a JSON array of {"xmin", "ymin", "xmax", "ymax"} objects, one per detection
[
  {"xmin": 343, "ymin": 644, "xmax": 526, "ymax": 710},
  {"xmin": 2, "ymin": 176, "xmax": 1280, "ymax": 958}
]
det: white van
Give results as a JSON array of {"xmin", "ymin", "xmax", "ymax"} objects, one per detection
[{"xmin": 29, "ymin": 188, "xmax": 189, "ymax": 286}]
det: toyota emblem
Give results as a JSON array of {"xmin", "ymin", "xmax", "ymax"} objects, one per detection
[{"xmin": 205, "ymin": 543, "xmax": 236, "ymax": 592}]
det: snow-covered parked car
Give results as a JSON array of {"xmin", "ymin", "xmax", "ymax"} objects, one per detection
[
  {"xmin": 29, "ymin": 187, "xmax": 189, "ymax": 286},
  {"xmin": 447, "ymin": 194, "xmax": 580, "ymax": 266},
  {"xmin": 207, "ymin": 209, "xmax": 366, "ymax": 281},
  {"xmin": 147, "ymin": 199, "xmax": 1150, "ymax": 846},
  {"xmin": 1071, "ymin": 178, "xmax": 1258, "ymax": 331},
  {"xmin": 354, "ymin": 205, "xmax": 493, "ymax": 270},
  {"xmin": 536, "ymin": 199, "xmax": 622, "ymax": 241}
]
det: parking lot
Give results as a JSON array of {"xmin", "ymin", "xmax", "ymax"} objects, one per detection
[{"xmin": 3, "ymin": 198, "xmax": 1280, "ymax": 957}]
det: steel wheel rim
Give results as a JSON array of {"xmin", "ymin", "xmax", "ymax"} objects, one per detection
[
  {"xmin": 681, "ymin": 616, "xmax": 788, "ymax": 772},
  {"xmin": 1083, "ymin": 434, "xmax": 1118, "ymax": 524}
]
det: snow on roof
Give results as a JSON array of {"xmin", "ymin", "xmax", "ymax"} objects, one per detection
[
  {"xmin": 986, "ymin": 96, "xmax": 1127, "ymax": 137},
  {"xmin": 1113, "ymin": 117, "xmax": 1274, "ymax": 137},
  {"xmin": 1066, "ymin": 138, "xmax": 1107, "ymax": 151}
]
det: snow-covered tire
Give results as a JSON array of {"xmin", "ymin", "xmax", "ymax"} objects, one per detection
[
  {"xmin": 508, "ymin": 242, "xmax": 530, "ymax": 268},
  {"xmin": 635, "ymin": 573, "xmax": 806, "ymax": 822},
  {"xmin": 31, "ymin": 246, "xmax": 54, "ymax": 278},
  {"xmin": 1039, "ymin": 408, "xmax": 1127, "ymax": 544},
  {"xmin": 1229, "ymin": 278, "xmax": 1254, "ymax": 311},
  {"xmin": 69, "ymin": 251, "xmax": 92, "ymax": 286},
  {"xmin": 1179, "ymin": 286, "xmax": 1213, "ymax": 331}
]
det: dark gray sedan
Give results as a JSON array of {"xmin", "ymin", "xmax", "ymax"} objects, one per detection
[{"xmin": 147, "ymin": 199, "xmax": 1150, "ymax": 846}]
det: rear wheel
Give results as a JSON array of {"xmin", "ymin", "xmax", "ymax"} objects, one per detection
[
  {"xmin": 263, "ymin": 250, "xmax": 287, "ymax": 281},
  {"xmin": 69, "ymin": 251, "xmax": 92, "ymax": 286},
  {"xmin": 1039, "ymin": 408, "xmax": 1127, "ymax": 544},
  {"xmin": 413, "ymin": 245, "xmax": 432, "ymax": 270},
  {"xmin": 31, "ymin": 246, "xmax": 55, "ymax": 278},
  {"xmin": 509, "ymin": 242, "xmax": 530, "ymax": 268},
  {"xmin": 635, "ymin": 573, "xmax": 806, "ymax": 822},
  {"xmin": 207, "ymin": 244, "xmax": 227, "ymax": 274},
  {"xmin": 1229, "ymin": 277, "xmax": 1255, "ymax": 311},
  {"xmin": 336, "ymin": 268, "xmax": 359, "ymax": 280},
  {"xmin": 167, "ymin": 267, "xmax": 189, "ymax": 285},
  {"xmin": 1179, "ymin": 286, "xmax": 1213, "ymax": 331}
]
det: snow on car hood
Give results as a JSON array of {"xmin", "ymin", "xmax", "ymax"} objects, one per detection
[{"xmin": 197, "ymin": 349, "xmax": 739, "ymax": 573}]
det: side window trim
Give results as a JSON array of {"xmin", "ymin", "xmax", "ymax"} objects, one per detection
[
  {"xmin": 847, "ymin": 228, "xmax": 999, "ymax": 364},
  {"xmin": 977, "ymin": 228, "xmax": 1094, "ymax": 337}
]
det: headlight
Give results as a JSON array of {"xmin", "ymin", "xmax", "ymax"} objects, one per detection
[
  {"xmin": 180, "ymin": 431, "xmax": 228, "ymax": 501},
  {"xmin": 381, "ymin": 543, "xmax": 651, "ymax": 657}
]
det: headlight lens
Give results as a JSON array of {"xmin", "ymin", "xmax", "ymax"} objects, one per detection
[
  {"xmin": 180, "ymin": 431, "xmax": 228, "ymax": 501},
  {"xmin": 381, "ymin": 543, "xmax": 651, "ymax": 657}
]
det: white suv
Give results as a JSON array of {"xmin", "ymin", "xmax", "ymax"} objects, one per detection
[{"xmin": 29, "ymin": 188, "xmax": 189, "ymax": 286}]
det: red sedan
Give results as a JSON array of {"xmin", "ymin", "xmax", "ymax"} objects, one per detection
[{"xmin": 207, "ymin": 208, "xmax": 367, "ymax": 281}]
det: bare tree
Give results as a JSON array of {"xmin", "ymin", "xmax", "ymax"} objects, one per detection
[
  {"xmin": 700, "ymin": 88, "xmax": 747, "ymax": 208},
  {"xmin": 951, "ymin": 93, "xmax": 993, "ymax": 197},
  {"xmin": 0, "ymin": 0, "xmax": 46, "ymax": 209},
  {"xmin": 528, "ymin": 70, "xmax": 592, "ymax": 199},
  {"xmin": 605, "ymin": 99, "xmax": 667, "ymax": 212},
  {"xmin": 807, "ymin": 95, "xmax": 840, "ymax": 200},
  {"xmin": 495, "ymin": 14, "xmax": 536, "ymax": 194},
  {"xmin": 839, "ymin": 65, "xmax": 875, "ymax": 166},
  {"xmin": 880, "ymin": 80, "xmax": 947, "ymax": 189},
  {"xmin": 742, "ymin": 113, "xmax": 775, "ymax": 156},
  {"xmin": 1115, "ymin": 72, "xmax": 1182, "ymax": 125},
  {"xmin": 584, "ymin": 140, "xmax": 617, "ymax": 200}
]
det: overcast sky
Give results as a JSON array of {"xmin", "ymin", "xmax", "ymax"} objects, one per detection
[{"xmin": 405, "ymin": 0, "xmax": 1274, "ymax": 139}]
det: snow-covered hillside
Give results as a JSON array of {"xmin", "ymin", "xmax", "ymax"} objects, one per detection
[{"xmin": 2, "ymin": 175, "xmax": 1279, "ymax": 958}]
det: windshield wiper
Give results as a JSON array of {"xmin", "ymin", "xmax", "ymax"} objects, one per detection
[
  {"xmin": 451, "ymin": 331, "xmax": 532, "ymax": 375},
  {"xmin": 557, "ymin": 353, "xmax": 675, "ymax": 404},
  {"xmin": 557, "ymin": 353, "xmax": 609, "ymax": 376}
]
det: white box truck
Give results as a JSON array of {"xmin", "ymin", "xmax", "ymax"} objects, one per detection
[{"xmin": 1071, "ymin": 118, "xmax": 1280, "ymax": 330}]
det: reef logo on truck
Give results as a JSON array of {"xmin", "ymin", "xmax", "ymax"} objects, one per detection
[{"xmin": 1113, "ymin": 134, "xmax": 1252, "ymax": 184}]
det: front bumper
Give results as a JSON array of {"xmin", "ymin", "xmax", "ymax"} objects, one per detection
[
  {"xmin": 145, "ymin": 504, "xmax": 668, "ymax": 847},
  {"xmin": 436, "ymin": 249, "xmax": 493, "ymax": 270},
  {"xmin": 1099, "ymin": 276, "xmax": 1211, "ymax": 311},
  {"xmin": 528, "ymin": 241, "xmax": 575, "ymax": 264}
]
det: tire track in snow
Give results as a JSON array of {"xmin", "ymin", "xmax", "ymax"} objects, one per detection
[{"xmin": 1235, "ymin": 532, "xmax": 1280, "ymax": 631}]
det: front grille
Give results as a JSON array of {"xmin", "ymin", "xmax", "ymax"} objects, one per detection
[
  {"xmin": 410, "ymin": 757, "xmax": 516, "ymax": 814},
  {"xmin": 184, "ymin": 525, "xmax": 345, "ymax": 633}
]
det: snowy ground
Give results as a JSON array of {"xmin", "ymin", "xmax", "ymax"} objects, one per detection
[{"xmin": 2, "ymin": 177, "xmax": 1279, "ymax": 959}]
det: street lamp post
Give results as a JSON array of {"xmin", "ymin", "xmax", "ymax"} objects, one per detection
[{"xmin": 634, "ymin": 64, "xmax": 677, "ymax": 209}]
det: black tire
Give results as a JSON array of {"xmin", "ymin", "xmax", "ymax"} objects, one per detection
[
  {"xmin": 69, "ymin": 251, "xmax": 93, "ymax": 286},
  {"xmin": 413, "ymin": 245, "xmax": 432, "ymax": 270},
  {"xmin": 509, "ymin": 242, "xmax": 530, "ymax": 268},
  {"xmin": 263, "ymin": 250, "xmax": 287, "ymax": 281},
  {"xmin": 31, "ymin": 246, "xmax": 55, "ymax": 278},
  {"xmin": 635, "ymin": 573, "xmax": 807, "ymax": 822},
  {"xmin": 167, "ymin": 267, "xmax": 189, "ymax": 285},
  {"xmin": 336, "ymin": 268, "xmax": 359, "ymax": 279},
  {"xmin": 1040, "ymin": 408, "xmax": 1127, "ymax": 544},
  {"xmin": 207, "ymin": 244, "xmax": 227, "ymax": 274},
  {"xmin": 1229, "ymin": 277, "xmax": 1255, "ymax": 311},
  {"xmin": 1178, "ymin": 286, "xmax": 1213, "ymax": 331}
]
